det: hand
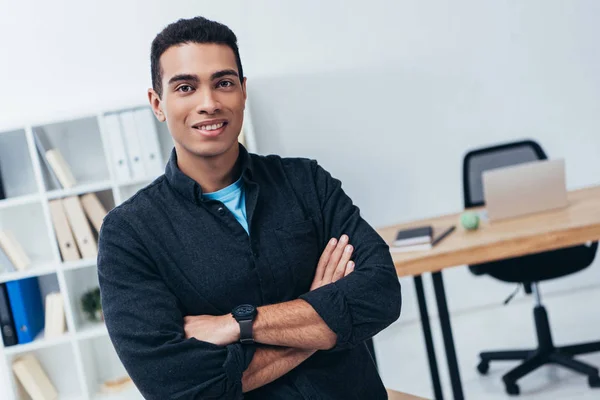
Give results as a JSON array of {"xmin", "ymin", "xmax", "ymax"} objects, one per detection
[
  {"xmin": 184, "ymin": 314, "xmax": 239, "ymax": 346},
  {"xmin": 310, "ymin": 234, "xmax": 355, "ymax": 291}
]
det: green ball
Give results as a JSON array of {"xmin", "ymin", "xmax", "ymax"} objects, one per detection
[{"xmin": 461, "ymin": 212, "xmax": 479, "ymax": 230}]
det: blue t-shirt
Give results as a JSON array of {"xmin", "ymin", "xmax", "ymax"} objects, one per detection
[{"xmin": 203, "ymin": 177, "xmax": 249, "ymax": 234}]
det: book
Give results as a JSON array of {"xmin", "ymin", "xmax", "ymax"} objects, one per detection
[
  {"xmin": 48, "ymin": 199, "xmax": 81, "ymax": 262},
  {"xmin": 390, "ymin": 226, "xmax": 456, "ymax": 253},
  {"xmin": 45, "ymin": 149, "xmax": 77, "ymax": 189},
  {"xmin": 0, "ymin": 283, "xmax": 17, "ymax": 346},
  {"xmin": 80, "ymin": 193, "xmax": 108, "ymax": 233},
  {"xmin": 5, "ymin": 277, "xmax": 44, "ymax": 344},
  {"xmin": 393, "ymin": 226, "xmax": 433, "ymax": 247},
  {"xmin": 0, "ymin": 244, "xmax": 16, "ymax": 273},
  {"xmin": 44, "ymin": 292, "xmax": 65, "ymax": 338},
  {"xmin": 0, "ymin": 230, "xmax": 31, "ymax": 271},
  {"xmin": 32, "ymin": 128, "xmax": 63, "ymax": 190},
  {"xmin": 12, "ymin": 354, "xmax": 58, "ymax": 400}
]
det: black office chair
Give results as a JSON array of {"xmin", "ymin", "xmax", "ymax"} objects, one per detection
[{"xmin": 463, "ymin": 139, "xmax": 600, "ymax": 396}]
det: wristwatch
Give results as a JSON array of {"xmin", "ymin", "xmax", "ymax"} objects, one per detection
[{"xmin": 232, "ymin": 304, "xmax": 257, "ymax": 344}]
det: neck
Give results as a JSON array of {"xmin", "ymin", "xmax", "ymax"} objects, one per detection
[{"xmin": 175, "ymin": 143, "xmax": 241, "ymax": 194}]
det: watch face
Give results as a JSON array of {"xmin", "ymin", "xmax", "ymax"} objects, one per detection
[{"xmin": 234, "ymin": 304, "xmax": 256, "ymax": 318}]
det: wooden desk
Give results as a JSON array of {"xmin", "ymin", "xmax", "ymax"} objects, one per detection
[
  {"xmin": 386, "ymin": 388, "xmax": 429, "ymax": 400},
  {"xmin": 377, "ymin": 185, "xmax": 600, "ymax": 400}
]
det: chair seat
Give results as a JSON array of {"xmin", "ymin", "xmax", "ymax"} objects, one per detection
[
  {"xmin": 386, "ymin": 388, "xmax": 429, "ymax": 400},
  {"xmin": 469, "ymin": 244, "xmax": 595, "ymax": 283}
]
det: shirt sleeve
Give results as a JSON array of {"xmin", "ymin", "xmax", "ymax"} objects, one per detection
[
  {"xmin": 299, "ymin": 160, "xmax": 402, "ymax": 351},
  {"xmin": 97, "ymin": 211, "xmax": 255, "ymax": 400}
]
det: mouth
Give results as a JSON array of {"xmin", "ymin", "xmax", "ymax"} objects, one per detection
[{"xmin": 192, "ymin": 120, "xmax": 229, "ymax": 137}]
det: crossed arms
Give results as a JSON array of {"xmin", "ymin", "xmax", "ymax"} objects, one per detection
[
  {"xmin": 184, "ymin": 234, "xmax": 356, "ymax": 393},
  {"xmin": 97, "ymin": 161, "xmax": 401, "ymax": 399}
]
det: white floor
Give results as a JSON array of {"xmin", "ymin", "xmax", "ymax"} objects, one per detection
[{"xmin": 374, "ymin": 284, "xmax": 600, "ymax": 399}]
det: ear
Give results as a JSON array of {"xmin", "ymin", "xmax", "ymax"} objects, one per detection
[
  {"xmin": 241, "ymin": 77, "xmax": 247, "ymax": 102},
  {"xmin": 148, "ymin": 88, "xmax": 166, "ymax": 122}
]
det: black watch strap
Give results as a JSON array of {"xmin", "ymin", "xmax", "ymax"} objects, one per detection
[{"xmin": 239, "ymin": 319, "xmax": 254, "ymax": 344}]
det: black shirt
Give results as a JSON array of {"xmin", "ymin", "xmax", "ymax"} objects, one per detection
[{"xmin": 97, "ymin": 144, "xmax": 402, "ymax": 399}]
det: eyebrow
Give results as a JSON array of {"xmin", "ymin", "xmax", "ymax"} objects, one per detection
[{"xmin": 167, "ymin": 69, "xmax": 239, "ymax": 86}]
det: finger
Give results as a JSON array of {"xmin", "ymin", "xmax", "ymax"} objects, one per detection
[
  {"xmin": 322, "ymin": 235, "xmax": 349, "ymax": 282},
  {"xmin": 332, "ymin": 244, "xmax": 353, "ymax": 282},
  {"xmin": 313, "ymin": 237, "xmax": 338, "ymax": 283},
  {"xmin": 344, "ymin": 261, "xmax": 355, "ymax": 277}
]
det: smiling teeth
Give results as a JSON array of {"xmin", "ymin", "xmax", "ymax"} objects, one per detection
[{"xmin": 198, "ymin": 122, "xmax": 224, "ymax": 131}]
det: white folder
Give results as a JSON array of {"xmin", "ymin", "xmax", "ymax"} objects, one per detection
[
  {"xmin": 133, "ymin": 108, "xmax": 164, "ymax": 177},
  {"xmin": 103, "ymin": 114, "xmax": 131, "ymax": 183},
  {"xmin": 119, "ymin": 111, "xmax": 146, "ymax": 180}
]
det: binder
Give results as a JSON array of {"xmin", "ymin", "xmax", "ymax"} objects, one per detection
[
  {"xmin": 32, "ymin": 128, "xmax": 62, "ymax": 190},
  {"xmin": 45, "ymin": 149, "xmax": 77, "ymax": 189},
  {"xmin": 119, "ymin": 111, "xmax": 146, "ymax": 180},
  {"xmin": 5, "ymin": 277, "xmax": 44, "ymax": 344},
  {"xmin": 12, "ymin": 354, "xmax": 58, "ymax": 400},
  {"xmin": 0, "ymin": 230, "xmax": 31, "ymax": 271},
  {"xmin": 0, "ymin": 283, "xmax": 17, "ymax": 346},
  {"xmin": 61, "ymin": 196, "xmax": 98, "ymax": 259},
  {"xmin": 48, "ymin": 199, "xmax": 81, "ymax": 262},
  {"xmin": 133, "ymin": 108, "xmax": 164, "ymax": 177},
  {"xmin": 80, "ymin": 193, "xmax": 108, "ymax": 233},
  {"xmin": 0, "ymin": 163, "xmax": 6, "ymax": 200},
  {"xmin": 103, "ymin": 113, "xmax": 132, "ymax": 182}
]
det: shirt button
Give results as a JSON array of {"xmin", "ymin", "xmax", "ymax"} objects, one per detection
[{"xmin": 217, "ymin": 206, "xmax": 225, "ymax": 215}]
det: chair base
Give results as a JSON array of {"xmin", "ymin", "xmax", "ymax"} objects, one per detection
[{"xmin": 476, "ymin": 305, "xmax": 600, "ymax": 396}]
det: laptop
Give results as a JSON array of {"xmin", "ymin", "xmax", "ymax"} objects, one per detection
[{"xmin": 482, "ymin": 159, "xmax": 568, "ymax": 222}]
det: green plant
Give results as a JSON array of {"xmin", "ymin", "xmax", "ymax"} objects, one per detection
[{"xmin": 81, "ymin": 287, "xmax": 103, "ymax": 322}]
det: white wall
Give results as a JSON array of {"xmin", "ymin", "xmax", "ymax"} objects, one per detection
[{"xmin": 2, "ymin": 0, "xmax": 600, "ymax": 394}]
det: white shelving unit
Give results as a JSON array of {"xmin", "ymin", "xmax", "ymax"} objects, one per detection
[{"xmin": 0, "ymin": 103, "xmax": 258, "ymax": 400}]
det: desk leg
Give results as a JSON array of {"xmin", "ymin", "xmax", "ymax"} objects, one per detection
[
  {"xmin": 414, "ymin": 275, "xmax": 444, "ymax": 400},
  {"xmin": 432, "ymin": 271, "xmax": 464, "ymax": 400}
]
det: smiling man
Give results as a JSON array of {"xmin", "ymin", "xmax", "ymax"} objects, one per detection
[{"xmin": 97, "ymin": 16, "xmax": 401, "ymax": 399}]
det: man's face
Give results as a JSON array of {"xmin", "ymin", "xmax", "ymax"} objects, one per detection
[{"xmin": 152, "ymin": 43, "xmax": 246, "ymax": 159}]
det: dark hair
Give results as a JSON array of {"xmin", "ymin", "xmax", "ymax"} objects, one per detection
[{"xmin": 150, "ymin": 16, "xmax": 244, "ymax": 98}]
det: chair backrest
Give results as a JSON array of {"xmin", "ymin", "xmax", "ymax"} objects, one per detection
[{"xmin": 463, "ymin": 140, "xmax": 547, "ymax": 208}]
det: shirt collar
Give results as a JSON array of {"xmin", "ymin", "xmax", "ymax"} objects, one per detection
[{"xmin": 165, "ymin": 143, "xmax": 254, "ymax": 204}]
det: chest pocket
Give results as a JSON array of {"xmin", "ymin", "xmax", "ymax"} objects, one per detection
[{"xmin": 271, "ymin": 218, "xmax": 321, "ymax": 301}]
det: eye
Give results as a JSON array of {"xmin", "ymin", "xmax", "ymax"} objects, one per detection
[
  {"xmin": 217, "ymin": 80, "xmax": 234, "ymax": 88},
  {"xmin": 176, "ymin": 84, "xmax": 194, "ymax": 93}
]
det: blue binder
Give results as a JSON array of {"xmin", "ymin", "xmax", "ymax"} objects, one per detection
[{"xmin": 5, "ymin": 277, "xmax": 44, "ymax": 344}]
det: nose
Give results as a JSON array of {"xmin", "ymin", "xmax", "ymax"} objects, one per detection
[{"xmin": 195, "ymin": 87, "xmax": 220, "ymax": 115}]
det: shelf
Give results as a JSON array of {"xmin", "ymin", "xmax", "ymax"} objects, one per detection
[
  {"xmin": 0, "ymin": 261, "xmax": 56, "ymax": 284},
  {"xmin": 92, "ymin": 383, "xmax": 143, "ymax": 400},
  {"xmin": 77, "ymin": 321, "xmax": 108, "ymax": 341},
  {"xmin": 46, "ymin": 179, "xmax": 113, "ymax": 200},
  {"xmin": 117, "ymin": 176, "xmax": 154, "ymax": 187},
  {"xmin": 3, "ymin": 331, "xmax": 72, "ymax": 356},
  {"xmin": 0, "ymin": 102, "xmax": 256, "ymax": 400},
  {"xmin": 61, "ymin": 258, "xmax": 97, "ymax": 271},
  {"xmin": 0, "ymin": 193, "xmax": 41, "ymax": 211}
]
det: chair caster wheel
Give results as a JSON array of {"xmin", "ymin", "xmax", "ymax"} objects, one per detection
[
  {"xmin": 477, "ymin": 360, "xmax": 489, "ymax": 375},
  {"xmin": 505, "ymin": 382, "xmax": 520, "ymax": 396},
  {"xmin": 589, "ymin": 375, "xmax": 600, "ymax": 388}
]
